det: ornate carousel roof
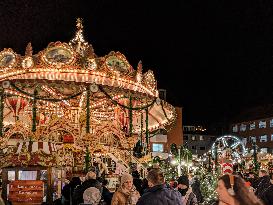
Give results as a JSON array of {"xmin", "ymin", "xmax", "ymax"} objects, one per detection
[{"xmin": 0, "ymin": 18, "xmax": 176, "ymax": 135}]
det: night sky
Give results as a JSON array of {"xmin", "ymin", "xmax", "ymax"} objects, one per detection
[{"xmin": 0, "ymin": 0, "xmax": 273, "ymax": 127}]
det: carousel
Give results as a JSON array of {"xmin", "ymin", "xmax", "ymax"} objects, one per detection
[{"xmin": 0, "ymin": 19, "xmax": 176, "ymax": 204}]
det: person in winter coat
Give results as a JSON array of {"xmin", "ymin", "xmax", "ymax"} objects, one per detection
[
  {"xmin": 255, "ymin": 169, "xmax": 271, "ymax": 199},
  {"xmin": 136, "ymin": 168, "xmax": 182, "ymax": 205},
  {"xmin": 260, "ymin": 173, "xmax": 273, "ymax": 205},
  {"xmin": 188, "ymin": 175, "xmax": 203, "ymax": 203},
  {"xmin": 72, "ymin": 171, "xmax": 102, "ymax": 205},
  {"xmin": 111, "ymin": 173, "xmax": 140, "ymax": 205},
  {"xmin": 132, "ymin": 171, "xmax": 143, "ymax": 195},
  {"xmin": 62, "ymin": 177, "xmax": 82, "ymax": 205},
  {"xmin": 216, "ymin": 174, "xmax": 263, "ymax": 205},
  {"xmin": 177, "ymin": 175, "xmax": 197, "ymax": 205},
  {"xmin": 101, "ymin": 179, "xmax": 113, "ymax": 205}
]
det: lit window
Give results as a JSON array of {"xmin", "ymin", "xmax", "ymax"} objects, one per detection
[
  {"xmin": 192, "ymin": 136, "xmax": 196, "ymax": 141},
  {"xmin": 232, "ymin": 125, "xmax": 238, "ymax": 132},
  {"xmin": 259, "ymin": 121, "xmax": 266, "ymax": 128},
  {"xmin": 271, "ymin": 134, "xmax": 273, "ymax": 141},
  {"xmin": 260, "ymin": 135, "xmax": 267, "ymax": 142},
  {"xmin": 240, "ymin": 124, "xmax": 246, "ymax": 132},
  {"xmin": 152, "ymin": 144, "xmax": 163, "ymax": 152},
  {"xmin": 200, "ymin": 135, "xmax": 204, "ymax": 141},
  {"xmin": 270, "ymin": 119, "xmax": 273, "ymax": 127},
  {"xmin": 251, "ymin": 136, "xmax": 256, "ymax": 143},
  {"xmin": 250, "ymin": 122, "xmax": 255, "ymax": 130},
  {"xmin": 242, "ymin": 138, "xmax": 247, "ymax": 146},
  {"xmin": 260, "ymin": 148, "xmax": 268, "ymax": 153}
]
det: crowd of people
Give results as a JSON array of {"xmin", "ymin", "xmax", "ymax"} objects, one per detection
[
  {"xmin": 49, "ymin": 168, "xmax": 273, "ymax": 205},
  {"xmin": 1, "ymin": 167, "xmax": 272, "ymax": 205}
]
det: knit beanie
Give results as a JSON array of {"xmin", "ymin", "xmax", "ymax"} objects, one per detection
[
  {"xmin": 121, "ymin": 173, "xmax": 133, "ymax": 185},
  {"xmin": 83, "ymin": 187, "xmax": 101, "ymax": 205},
  {"xmin": 177, "ymin": 175, "xmax": 189, "ymax": 187}
]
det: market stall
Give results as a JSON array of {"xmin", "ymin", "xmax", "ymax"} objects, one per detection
[{"xmin": 1, "ymin": 140, "xmax": 65, "ymax": 204}]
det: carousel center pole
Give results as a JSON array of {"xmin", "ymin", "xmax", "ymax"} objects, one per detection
[
  {"xmin": 32, "ymin": 89, "xmax": 38, "ymax": 132},
  {"xmin": 86, "ymin": 86, "xmax": 91, "ymax": 134},
  {"xmin": 0, "ymin": 89, "xmax": 4, "ymax": 137}
]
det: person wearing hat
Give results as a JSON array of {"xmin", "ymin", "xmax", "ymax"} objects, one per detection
[
  {"xmin": 111, "ymin": 173, "xmax": 140, "ymax": 205},
  {"xmin": 177, "ymin": 175, "xmax": 197, "ymax": 205},
  {"xmin": 73, "ymin": 171, "xmax": 102, "ymax": 205},
  {"xmin": 137, "ymin": 168, "xmax": 182, "ymax": 205}
]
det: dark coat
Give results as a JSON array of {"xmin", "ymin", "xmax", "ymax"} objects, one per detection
[
  {"xmin": 133, "ymin": 178, "xmax": 143, "ymax": 195},
  {"xmin": 136, "ymin": 184, "xmax": 182, "ymax": 205},
  {"xmin": 255, "ymin": 175, "xmax": 271, "ymax": 199},
  {"xmin": 191, "ymin": 178, "xmax": 203, "ymax": 203},
  {"xmin": 72, "ymin": 179, "xmax": 101, "ymax": 205},
  {"xmin": 102, "ymin": 186, "xmax": 113, "ymax": 205},
  {"xmin": 260, "ymin": 184, "xmax": 273, "ymax": 205}
]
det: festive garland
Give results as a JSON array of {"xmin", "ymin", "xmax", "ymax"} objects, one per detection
[
  {"xmin": 84, "ymin": 146, "xmax": 91, "ymax": 173},
  {"xmin": 99, "ymin": 85, "xmax": 156, "ymax": 110},
  {"xmin": 160, "ymin": 100, "xmax": 169, "ymax": 121},
  {"xmin": 10, "ymin": 82, "xmax": 83, "ymax": 102}
]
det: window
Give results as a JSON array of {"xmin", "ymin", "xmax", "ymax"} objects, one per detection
[
  {"xmin": 250, "ymin": 122, "xmax": 255, "ymax": 130},
  {"xmin": 232, "ymin": 125, "xmax": 238, "ymax": 132},
  {"xmin": 270, "ymin": 119, "xmax": 273, "ymax": 127},
  {"xmin": 271, "ymin": 134, "xmax": 273, "ymax": 141},
  {"xmin": 260, "ymin": 148, "xmax": 268, "ymax": 153},
  {"xmin": 240, "ymin": 124, "xmax": 246, "ymax": 132},
  {"xmin": 251, "ymin": 136, "xmax": 256, "ymax": 143},
  {"xmin": 152, "ymin": 143, "xmax": 163, "ymax": 152},
  {"xmin": 18, "ymin": 171, "xmax": 37, "ymax": 180},
  {"xmin": 183, "ymin": 136, "xmax": 188, "ymax": 140},
  {"xmin": 259, "ymin": 121, "xmax": 266, "ymax": 128},
  {"xmin": 192, "ymin": 146, "xmax": 196, "ymax": 150},
  {"xmin": 200, "ymin": 135, "xmax": 204, "ymax": 141},
  {"xmin": 242, "ymin": 138, "xmax": 247, "ymax": 146},
  {"xmin": 192, "ymin": 136, "xmax": 196, "ymax": 141},
  {"xmin": 200, "ymin": 146, "xmax": 205, "ymax": 150},
  {"xmin": 260, "ymin": 135, "xmax": 267, "ymax": 142}
]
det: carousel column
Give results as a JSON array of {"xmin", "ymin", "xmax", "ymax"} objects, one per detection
[
  {"xmin": 86, "ymin": 86, "xmax": 90, "ymax": 134},
  {"xmin": 145, "ymin": 108, "xmax": 149, "ymax": 154},
  {"xmin": 0, "ymin": 89, "xmax": 4, "ymax": 137},
  {"xmin": 140, "ymin": 112, "xmax": 143, "ymax": 146},
  {"xmin": 32, "ymin": 89, "xmax": 38, "ymax": 132},
  {"xmin": 129, "ymin": 95, "xmax": 133, "ymax": 137}
]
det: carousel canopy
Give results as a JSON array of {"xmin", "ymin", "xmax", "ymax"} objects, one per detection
[{"xmin": 0, "ymin": 18, "xmax": 176, "ymax": 138}]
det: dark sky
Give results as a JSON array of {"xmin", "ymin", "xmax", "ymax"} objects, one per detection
[{"xmin": 0, "ymin": 0, "xmax": 273, "ymax": 127}]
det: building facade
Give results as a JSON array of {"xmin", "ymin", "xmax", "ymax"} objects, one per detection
[
  {"xmin": 150, "ymin": 107, "xmax": 183, "ymax": 158},
  {"xmin": 230, "ymin": 117, "xmax": 273, "ymax": 153},
  {"xmin": 183, "ymin": 125, "xmax": 216, "ymax": 156}
]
